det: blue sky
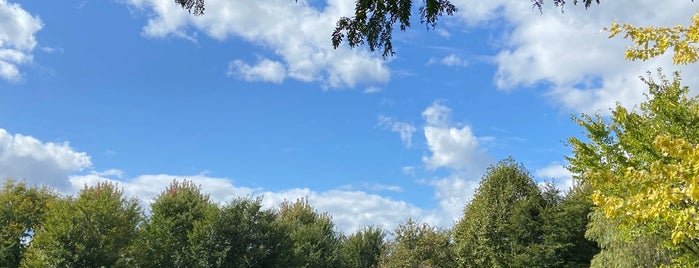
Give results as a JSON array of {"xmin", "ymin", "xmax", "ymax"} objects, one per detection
[{"xmin": 1, "ymin": 0, "xmax": 698, "ymax": 232}]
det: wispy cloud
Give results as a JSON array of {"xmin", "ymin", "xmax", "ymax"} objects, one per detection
[{"xmin": 377, "ymin": 115, "xmax": 417, "ymax": 148}]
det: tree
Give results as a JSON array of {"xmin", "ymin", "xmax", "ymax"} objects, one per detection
[
  {"xmin": 607, "ymin": 9, "xmax": 699, "ymax": 64},
  {"xmin": 276, "ymin": 198, "xmax": 342, "ymax": 268},
  {"xmin": 539, "ymin": 182, "xmax": 599, "ymax": 267},
  {"xmin": 340, "ymin": 226, "xmax": 386, "ymax": 268},
  {"xmin": 453, "ymin": 158, "xmax": 546, "ymax": 267},
  {"xmin": 173, "ymin": 0, "xmax": 598, "ymax": 57},
  {"xmin": 20, "ymin": 182, "xmax": 141, "ymax": 267},
  {"xmin": 380, "ymin": 219, "xmax": 455, "ymax": 268},
  {"xmin": 0, "ymin": 179, "xmax": 57, "ymax": 267},
  {"xmin": 133, "ymin": 180, "xmax": 217, "ymax": 267},
  {"xmin": 568, "ymin": 70, "xmax": 699, "ymax": 266},
  {"xmin": 190, "ymin": 196, "xmax": 293, "ymax": 267},
  {"xmin": 175, "ymin": 0, "xmax": 204, "ymax": 15}
]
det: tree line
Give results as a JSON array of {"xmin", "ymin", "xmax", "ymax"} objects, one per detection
[
  {"xmin": 3, "ymin": 70, "xmax": 699, "ymax": 267},
  {"xmin": 2, "ymin": 163, "xmax": 597, "ymax": 267}
]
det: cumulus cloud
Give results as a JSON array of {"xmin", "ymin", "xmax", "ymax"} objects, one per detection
[
  {"xmin": 0, "ymin": 0, "xmax": 42, "ymax": 82},
  {"xmin": 421, "ymin": 102, "xmax": 451, "ymax": 127},
  {"xmin": 449, "ymin": 0, "xmax": 699, "ymax": 113},
  {"xmin": 414, "ymin": 102, "xmax": 493, "ymax": 226},
  {"xmin": 535, "ymin": 163, "xmax": 574, "ymax": 193},
  {"xmin": 0, "ymin": 128, "xmax": 92, "ymax": 188},
  {"xmin": 69, "ymin": 172, "xmax": 256, "ymax": 205},
  {"xmin": 122, "ymin": 0, "xmax": 390, "ymax": 88},
  {"xmin": 259, "ymin": 188, "xmax": 423, "ymax": 233},
  {"xmin": 421, "ymin": 102, "xmax": 492, "ymax": 173},
  {"xmin": 425, "ymin": 173, "xmax": 480, "ymax": 226},
  {"xmin": 228, "ymin": 58, "xmax": 286, "ymax": 84},
  {"xmin": 377, "ymin": 115, "xmax": 417, "ymax": 148},
  {"xmin": 70, "ymin": 171, "xmax": 422, "ymax": 233}
]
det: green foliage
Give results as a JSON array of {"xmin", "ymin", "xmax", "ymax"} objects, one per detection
[
  {"xmin": 0, "ymin": 178, "xmax": 57, "ymax": 267},
  {"xmin": 133, "ymin": 180, "xmax": 217, "ymax": 268},
  {"xmin": 568, "ymin": 70, "xmax": 699, "ymax": 266},
  {"xmin": 191, "ymin": 196, "xmax": 293, "ymax": 267},
  {"xmin": 453, "ymin": 158, "xmax": 545, "ymax": 267},
  {"xmin": 381, "ymin": 219, "xmax": 455, "ymax": 268},
  {"xmin": 332, "ymin": 0, "xmax": 456, "ymax": 58},
  {"xmin": 340, "ymin": 226, "xmax": 386, "ymax": 268},
  {"xmin": 277, "ymin": 198, "xmax": 342, "ymax": 268},
  {"xmin": 539, "ymin": 182, "xmax": 599, "ymax": 267},
  {"xmin": 175, "ymin": 0, "xmax": 204, "ymax": 15},
  {"xmin": 20, "ymin": 182, "xmax": 141, "ymax": 267}
]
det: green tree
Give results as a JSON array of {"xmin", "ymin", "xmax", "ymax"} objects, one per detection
[
  {"xmin": 340, "ymin": 226, "xmax": 386, "ymax": 268},
  {"xmin": 568, "ymin": 70, "xmax": 699, "ymax": 266},
  {"xmin": 191, "ymin": 196, "xmax": 293, "ymax": 267},
  {"xmin": 0, "ymin": 179, "xmax": 57, "ymax": 267},
  {"xmin": 20, "ymin": 182, "xmax": 141, "ymax": 267},
  {"xmin": 453, "ymin": 158, "xmax": 545, "ymax": 267},
  {"xmin": 277, "ymin": 198, "xmax": 342, "ymax": 268},
  {"xmin": 380, "ymin": 219, "xmax": 455, "ymax": 268},
  {"xmin": 133, "ymin": 180, "xmax": 217, "ymax": 268},
  {"xmin": 539, "ymin": 182, "xmax": 599, "ymax": 267}
]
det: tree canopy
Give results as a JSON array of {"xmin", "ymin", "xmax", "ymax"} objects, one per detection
[
  {"xmin": 568, "ymin": 70, "xmax": 699, "ymax": 266},
  {"xmin": 0, "ymin": 179, "xmax": 57, "ymax": 268},
  {"xmin": 381, "ymin": 219, "xmax": 455, "ymax": 268},
  {"xmin": 453, "ymin": 158, "xmax": 546, "ymax": 267},
  {"xmin": 133, "ymin": 180, "xmax": 217, "ymax": 267},
  {"xmin": 20, "ymin": 182, "xmax": 141, "ymax": 267}
]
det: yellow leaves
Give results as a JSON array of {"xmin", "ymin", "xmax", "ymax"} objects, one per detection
[
  {"xmin": 607, "ymin": 11, "xmax": 699, "ymax": 64},
  {"xmin": 591, "ymin": 135, "xmax": 699, "ymax": 246}
]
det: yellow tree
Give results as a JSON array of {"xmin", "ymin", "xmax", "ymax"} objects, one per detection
[
  {"xmin": 569, "ymin": 71, "xmax": 699, "ymax": 267},
  {"xmin": 608, "ymin": 11, "xmax": 699, "ymax": 64}
]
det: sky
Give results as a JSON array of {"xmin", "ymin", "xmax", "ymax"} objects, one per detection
[{"xmin": 1, "ymin": 0, "xmax": 698, "ymax": 233}]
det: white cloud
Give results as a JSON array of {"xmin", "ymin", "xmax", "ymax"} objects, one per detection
[
  {"xmin": 421, "ymin": 102, "xmax": 492, "ymax": 173},
  {"xmin": 0, "ymin": 0, "xmax": 42, "ymax": 82},
  {"xmin": 70, "ymin": 171, "xmax": 422, "ymax": 234},
  {"xmin": 421, "ymin": 101, "xmax": 451, "ymax": 127},
  {"xmin": 363, "ymin": 86, "xmax": 382, "ymax": 94},
  {"xmin": 0, "ymin": 128, "xmax": 92, "ymax": 189},
  {"xmin": 416, "ymin": 103, "xmax": 493, "ymax": 226},
  {"xmin": 228, "ymin": 58, "xmax": 286, "ymax": 84},
  {"xmin": 377, "ymin": 115, "xmax": 417, "ymax": 148},
  {"xmin": 441, "ymin": 54, "xmax": 467, "ymax": 66},
  {"xmin": 122, "ymin": 0, "xmax": 390, "ymax": 89},
  {"xmin": 535, "ymin": 163, "xmax": 574, "ymax": 192},
  {"xmin": 449, "ymin": 0, "xmax": 699, "ymax": 113},
  {"xmin": 69, "ymin": 172, "xmax": 256, "ymax": 205},
  {"xmin": 364, "ymin": 182, "xmax": 403, "ymax": 192},
  {"xmin": 428, "ymin": 54, "xmax": 467, "ymax": 67},
  {"xmin": 260, "ymin": 188, "xmax": 423, "ymax": 233},
  {"xmin": 401, "ymin": 165, "xmax": 416, "ymax": 176},
  {"xmin": 436, "ymin": 28, "xmax": 451, "ymax": 38},
  {"xmin": 426, "ymin": 173, "xmax": 480, "ymax": 226}
]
